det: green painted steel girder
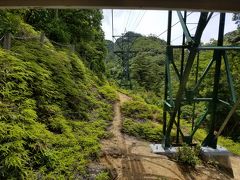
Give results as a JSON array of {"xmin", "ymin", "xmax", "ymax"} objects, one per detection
[
  {"xmin": 164, "ymin": 12, "xmax": 210, "ymax": 148},
  {"xmin": 223, "ymin": 52, "xmax": 237, "ymax": 104},
  {"xmin": 193, "ymin": 58, "xmax": 214, "ymax": 93},
  {"xmin": 163, "ymin": 11, "xmax": 172, "ymax": 136},
  {"xmin": 202, "ymin": 13, "xmax": 226, "ymax": 148},
  {"xmin": 215, "ymin": 98, "xmax": 240, "ymax": 139},
  {"xmin": 198, "ymin": 46, "xmax": 240, "ymax": 50},
  {"xmin": 190, "ymin": 109, "xmax": 208, "ymax": 140},
  {"xmin": 163, "ymin": 10, "xmax": 239, "ymax": 148},
  {"xmin": 177, "ymin": 11, "xmax": 193, "ymax": 43}
]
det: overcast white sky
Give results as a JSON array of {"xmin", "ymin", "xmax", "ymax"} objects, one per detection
[{"xmin": 101, "ymin": 10, "xmax": 237, "ymax": 45}]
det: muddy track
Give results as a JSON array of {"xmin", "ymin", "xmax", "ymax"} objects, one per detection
[{"xmin": 100, "ymin": 93, "xmax": 232, "ymax": 180}]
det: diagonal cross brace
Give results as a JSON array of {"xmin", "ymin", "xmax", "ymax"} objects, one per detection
[
  {"xmin": 223, "ymin": 52, "xmax": 237, "ymax": 104},
  {"xmin": 215, "ymin": 98, "xmax": 240, "ymax": 140},
  {"xmin": 177, "ymin": 11, "xmax": 193, "ymax": 43},
  {"xmin": 193, "ymin": 58, "xmax": 214, "ymax": 92},
  {"xmin": 164, "ymin": 12, "xmax": 210, "ymax": 148}
]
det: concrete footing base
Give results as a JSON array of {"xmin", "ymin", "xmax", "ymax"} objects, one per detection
[
  {"xmin": 200, "ymin": 146, "xmax": 231, "ymax": 156},
  {"xmin": 200, "ymin": 146, "xmax": 233, "ymax": 176},
  {"xmin": 150, "ymin": 144, "xmax": 236, "ymax": 177},
  {"xmin": 150, "ymin": 144, "xmax": 178, "ymax": 157}
]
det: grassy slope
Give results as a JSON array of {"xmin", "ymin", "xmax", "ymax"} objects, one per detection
[
  {"xmin": 120, "ymin": 91, "xmax": 240, "ymax": 155},
  {"xmin": 0, "ymin": 24, "xmax": 117, "ymax": 178},
  {"xmin": 121, "ymin": 100, "xmax": 163, "ymax": 142}
]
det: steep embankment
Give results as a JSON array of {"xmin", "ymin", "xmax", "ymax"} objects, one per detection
[{"xmin": 0, "ymin": 30, "xmax": 117, "ymax": 178}]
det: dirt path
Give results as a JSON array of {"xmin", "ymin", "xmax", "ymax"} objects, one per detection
[
  {"xmin": 230, "ymin": 156, "xmax": 240, "ymax": 179},
  {"xmin": 100, "ymin": 93, "xmax": 232, "ymax": 180}
]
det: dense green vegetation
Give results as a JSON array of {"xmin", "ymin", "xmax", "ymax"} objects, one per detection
[
  {"xmin": 1, "ymin": 39, "xmax": 115, "ymax": 178},
  {"xmin": 0, "ymin": 10, "xmax": 116, "ymax": 179},
  {"xmin": 122, "ymin": 119, "xmax": 163, "ymax": 142},
  {"xmin": 0, "ymin": 9, "xmax": 106, "ymax": 76},
  {"xmin": 106, "ymin": 32, "xmax": 166, "ymax": 95},
  {"xmin": 121, "ymin": 98, "xmax": 163, "ymax": 142},
  {"xmin": 121, "ymin": 100, "xmax": 162, "ymax": 121}
]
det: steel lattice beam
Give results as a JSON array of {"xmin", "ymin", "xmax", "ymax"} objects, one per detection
[
  {"xmin": 164, "ymin": 12, "xmax": 210, "ymax": 148},
  {"xmin": 202, "ymin": 13, "xmax": 225, "ymax": 148},
  {"xmin": 163, "ymin": 11, "xmax": 239, "ymax": 149}
]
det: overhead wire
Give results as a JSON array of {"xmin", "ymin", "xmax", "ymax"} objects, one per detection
[
  {"xmin": 128, "ymin": 10, "xmax": 141, "ymax": 31},
  {"xmin": 171, "ymin": 26, "xmax": 197, "ymax": 43},
  {"xmin": 171, "ymin": 12, "xmax": 220, "ymax": 43},
  {"xmin": 132, "ymin": 11, "xmax": 145, "ymax": 31},
  {"xmin": 122, "ymin": 10, "xmax": 146, "ymax": 34},
  {"xmin": 117, "ymin": 10, "xmax": 192, "ymax": 38},
  {"xmin": 114, "ymin": 11, "xmax": 218, "ymax": 44},
  {"xmin": 125, "ymin": 10, "xmax": 132, "ymax": 32},
  {"xmin": 123, "ymin": 10, "xmax": 141, "ymax": 33},
  {"xmin": 157, "ymin": 11, "xmax": 194, "ymax": 38},
  {"xmin": 133, "ymin": 11, "xmax": 147, "ymax": 32}
]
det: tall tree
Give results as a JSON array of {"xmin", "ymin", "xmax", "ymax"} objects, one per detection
[{"xmin": 25, "ymin": 9, "xmax": 106, "ymax": 75}]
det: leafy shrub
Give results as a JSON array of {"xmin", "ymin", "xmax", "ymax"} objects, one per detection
[
  {"xmin": 96, "ymin": 171, "xmax": 110, "ymax": 180},
  {"xmin": 122, "ymin": 119, "xmax": 163, "ymax": 142},
  {"xmin": 176, "ymin": 143, "xmax": 200, "ymax": 167},
  {"xmin": 136, "ymin": 91, "xmax": 162, "ymax": 107},
  {"xmin": 120, "ymin": 96, "xmax": 163, "ymax": 142},
  {"xmin": 121, "ymin": 100, "xmax": 162, "ymax": 122},
  {"xmin": 99, "ymin": 84, "xmax": 118, "ymax": 103},
  {"xmin": 0, "ymin": 10, "xmax": 22, "ymax": 35}
]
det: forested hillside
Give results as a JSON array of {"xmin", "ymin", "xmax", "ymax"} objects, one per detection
[
  {"xmin": 106, "ymin": 32, "xmax": 166, "ymax": 95},
  {"xmin": 0, "ymin": 9, "xmax": 116, "ymax": 179}
]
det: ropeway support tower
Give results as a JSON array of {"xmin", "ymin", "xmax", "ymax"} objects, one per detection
[{"xmin": 163, "ymin": 11, "xmax": 240, "ymax": 148}]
